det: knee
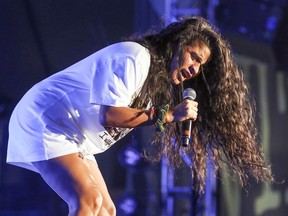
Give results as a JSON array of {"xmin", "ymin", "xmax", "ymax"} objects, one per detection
[
  {"xmin": 69, "ymin": 187, "xmax": 103, "ymax": 215},
  {"xmin": 68, "ymin": 185, "xmax": 116, "ymax": 216},
  {"xmin": 85, "ymin": 188, "xmax": 116, "ymax": 216},
  {"xmin": 103, "ymin": 201, "xmax": 116, "ymax": 216}
]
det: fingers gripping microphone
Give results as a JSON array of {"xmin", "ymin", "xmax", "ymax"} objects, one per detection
[{"xmin": 182, "ymin": 88, "xmax": 196, "ymax": 147}]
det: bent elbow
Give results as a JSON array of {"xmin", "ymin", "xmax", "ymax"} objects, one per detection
[
  {"xmin": 99, "ymin": 105, "xmax": 114, "ymax": 127},
  {"xmin": 99, "ymin": 112, "xmax": 110, "ymax": 127},
  {"xmin": 99, "ymin": 115, "xmax": 107, "ymax": 127}
]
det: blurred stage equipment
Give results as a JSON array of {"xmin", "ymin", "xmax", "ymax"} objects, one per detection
[
  {"xmin": 116, "ymin": 135, "xmax": 146, "ymax": 215},
  {"xmin": 162, "ymin": 0, "xmax": 219, "ymax": 26},
  {"xmin": 117, "ymin": 129, "xmax": 163, "ymax": 216},
  {"xmin": 161, "ymin": 149, "xmax": 217, "ymax": 216},
  {"xmin": 273, "ymin": 3, "xmax": 288, "ymax": 73},
  {"xmin": 215, "ymin": 0, "xmax": 285, "ymax": 44}
]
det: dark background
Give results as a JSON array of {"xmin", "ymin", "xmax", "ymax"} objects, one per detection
[{"xmin": 1, "ymin": 1, "xmax": 288, "ymax": 215}]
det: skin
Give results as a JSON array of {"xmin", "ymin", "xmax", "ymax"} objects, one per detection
[
  {"xmin": 32, "ymin": 43, "xmax": 211, "ymax": 216},
  {"xmin": 33, "ymin": 154, "xmax": 116, "ymax": 216},
  {"xmin": 170, "ymin": 42, "xmax": 211, "ymax": 85}
]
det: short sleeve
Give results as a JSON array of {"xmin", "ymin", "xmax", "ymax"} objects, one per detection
[{"xmin": 89, "ymin": 43, "xmax": 150, "ymax": 107}]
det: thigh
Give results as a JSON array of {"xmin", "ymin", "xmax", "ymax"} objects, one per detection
[{"xmin": 32, "ymin": 153, "xmax": 112, "ymax": 207}]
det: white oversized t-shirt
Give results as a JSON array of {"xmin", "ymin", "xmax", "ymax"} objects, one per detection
[{"xmin": 7, "ymin": 42, "xmax": 150, "ymax": 172}]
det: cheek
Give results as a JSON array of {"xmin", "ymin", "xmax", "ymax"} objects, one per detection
[{"xmin": 181, "ymin": 60, "xmax": 189, "ymax": 68}]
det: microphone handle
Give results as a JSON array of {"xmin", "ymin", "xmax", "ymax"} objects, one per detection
[{"xmin": 181, "ymin": 119, "xmax": 192, "ymax": 147}]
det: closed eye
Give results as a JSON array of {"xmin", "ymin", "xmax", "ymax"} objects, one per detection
[{"xmin": 189, "ymin": 51, "xmax": 202, "ymax": 64}]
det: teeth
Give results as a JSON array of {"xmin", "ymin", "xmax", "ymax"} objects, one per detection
[
  {"xmin": 181, "ymin": 69, "xmax": 188, "ymax": 78},
  {"xmin": 181, "ymin": 70, "xmax": 185, "ymax": 77}
]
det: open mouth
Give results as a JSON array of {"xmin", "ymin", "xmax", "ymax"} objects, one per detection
[{"xmin": 181, "ymin": 69, "xmax": 191, "ymax": 79}]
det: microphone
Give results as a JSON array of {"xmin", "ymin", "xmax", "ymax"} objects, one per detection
[{"xmin": 181, "ymin": 88, "xmax": 196, "ymax": 147}]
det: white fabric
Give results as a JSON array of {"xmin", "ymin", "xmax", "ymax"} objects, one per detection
[{"xmin": 6, "ymin": 42, "xmax": 150, "ymax": 172}]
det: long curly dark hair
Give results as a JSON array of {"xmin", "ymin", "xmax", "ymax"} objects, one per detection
[{"xmin": 129, "ymin": 16, "xmax": 274, "ymax": 194}]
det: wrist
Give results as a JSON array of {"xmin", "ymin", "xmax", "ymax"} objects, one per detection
[
  {"xmin": 155, "ymin": 104, "xmax": 169, "ymax": 132},
  {"xmin": 165, "ymin": 110, "xmax": 173, "ymax": 123}
]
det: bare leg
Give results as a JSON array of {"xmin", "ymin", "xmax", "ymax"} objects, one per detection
[{"xmin": 32, "ymin": 153, "xmax": 116, "ymax": 216}]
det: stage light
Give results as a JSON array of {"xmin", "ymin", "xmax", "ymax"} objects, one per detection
[
  {"xmin": 116, "ymin": 193, "xmax": 138, "ymax": 216},
  {"xmin": 215, "ymin": 1, "xmax": 284, "ymax": 43},
  {"xmin": 118, "ymin": 146, "xmax": 143, "ymax": 169}
]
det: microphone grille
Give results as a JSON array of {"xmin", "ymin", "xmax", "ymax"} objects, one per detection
[{"xmin": 183, "ymin": 88, "xmax": 196, "ymax": 100}]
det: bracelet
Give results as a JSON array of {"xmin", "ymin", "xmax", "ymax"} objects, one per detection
[{"xmin": 155, "ymin": 104, "xmax": 169, "ymax": 132}]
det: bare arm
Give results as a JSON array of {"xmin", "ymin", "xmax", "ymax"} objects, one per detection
[
  {"xmin": 99, "ymin": 105, "xmax": 154, "ymax": 128},
  {"xmin": 99, "ymin": 99, "xmax": 198, "ymax": 128}
]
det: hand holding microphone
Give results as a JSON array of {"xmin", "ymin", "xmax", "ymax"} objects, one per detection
[{"xmin": 181, "ymin": 88, "xmax": 197, "ymax": 147}]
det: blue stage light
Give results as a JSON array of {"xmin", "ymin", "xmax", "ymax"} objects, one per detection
[
  {"xmin": 118, "ymin": 146, "xmax": 142, "ymax": 169},
  {"xmin": 116, "ymin": 193, "xmax": 138, "ymax": 215}
]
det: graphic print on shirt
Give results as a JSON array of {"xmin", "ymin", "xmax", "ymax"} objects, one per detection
[{"xmin": 100, "ymin": 127, "xmax": 133, "ymax": 147}]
